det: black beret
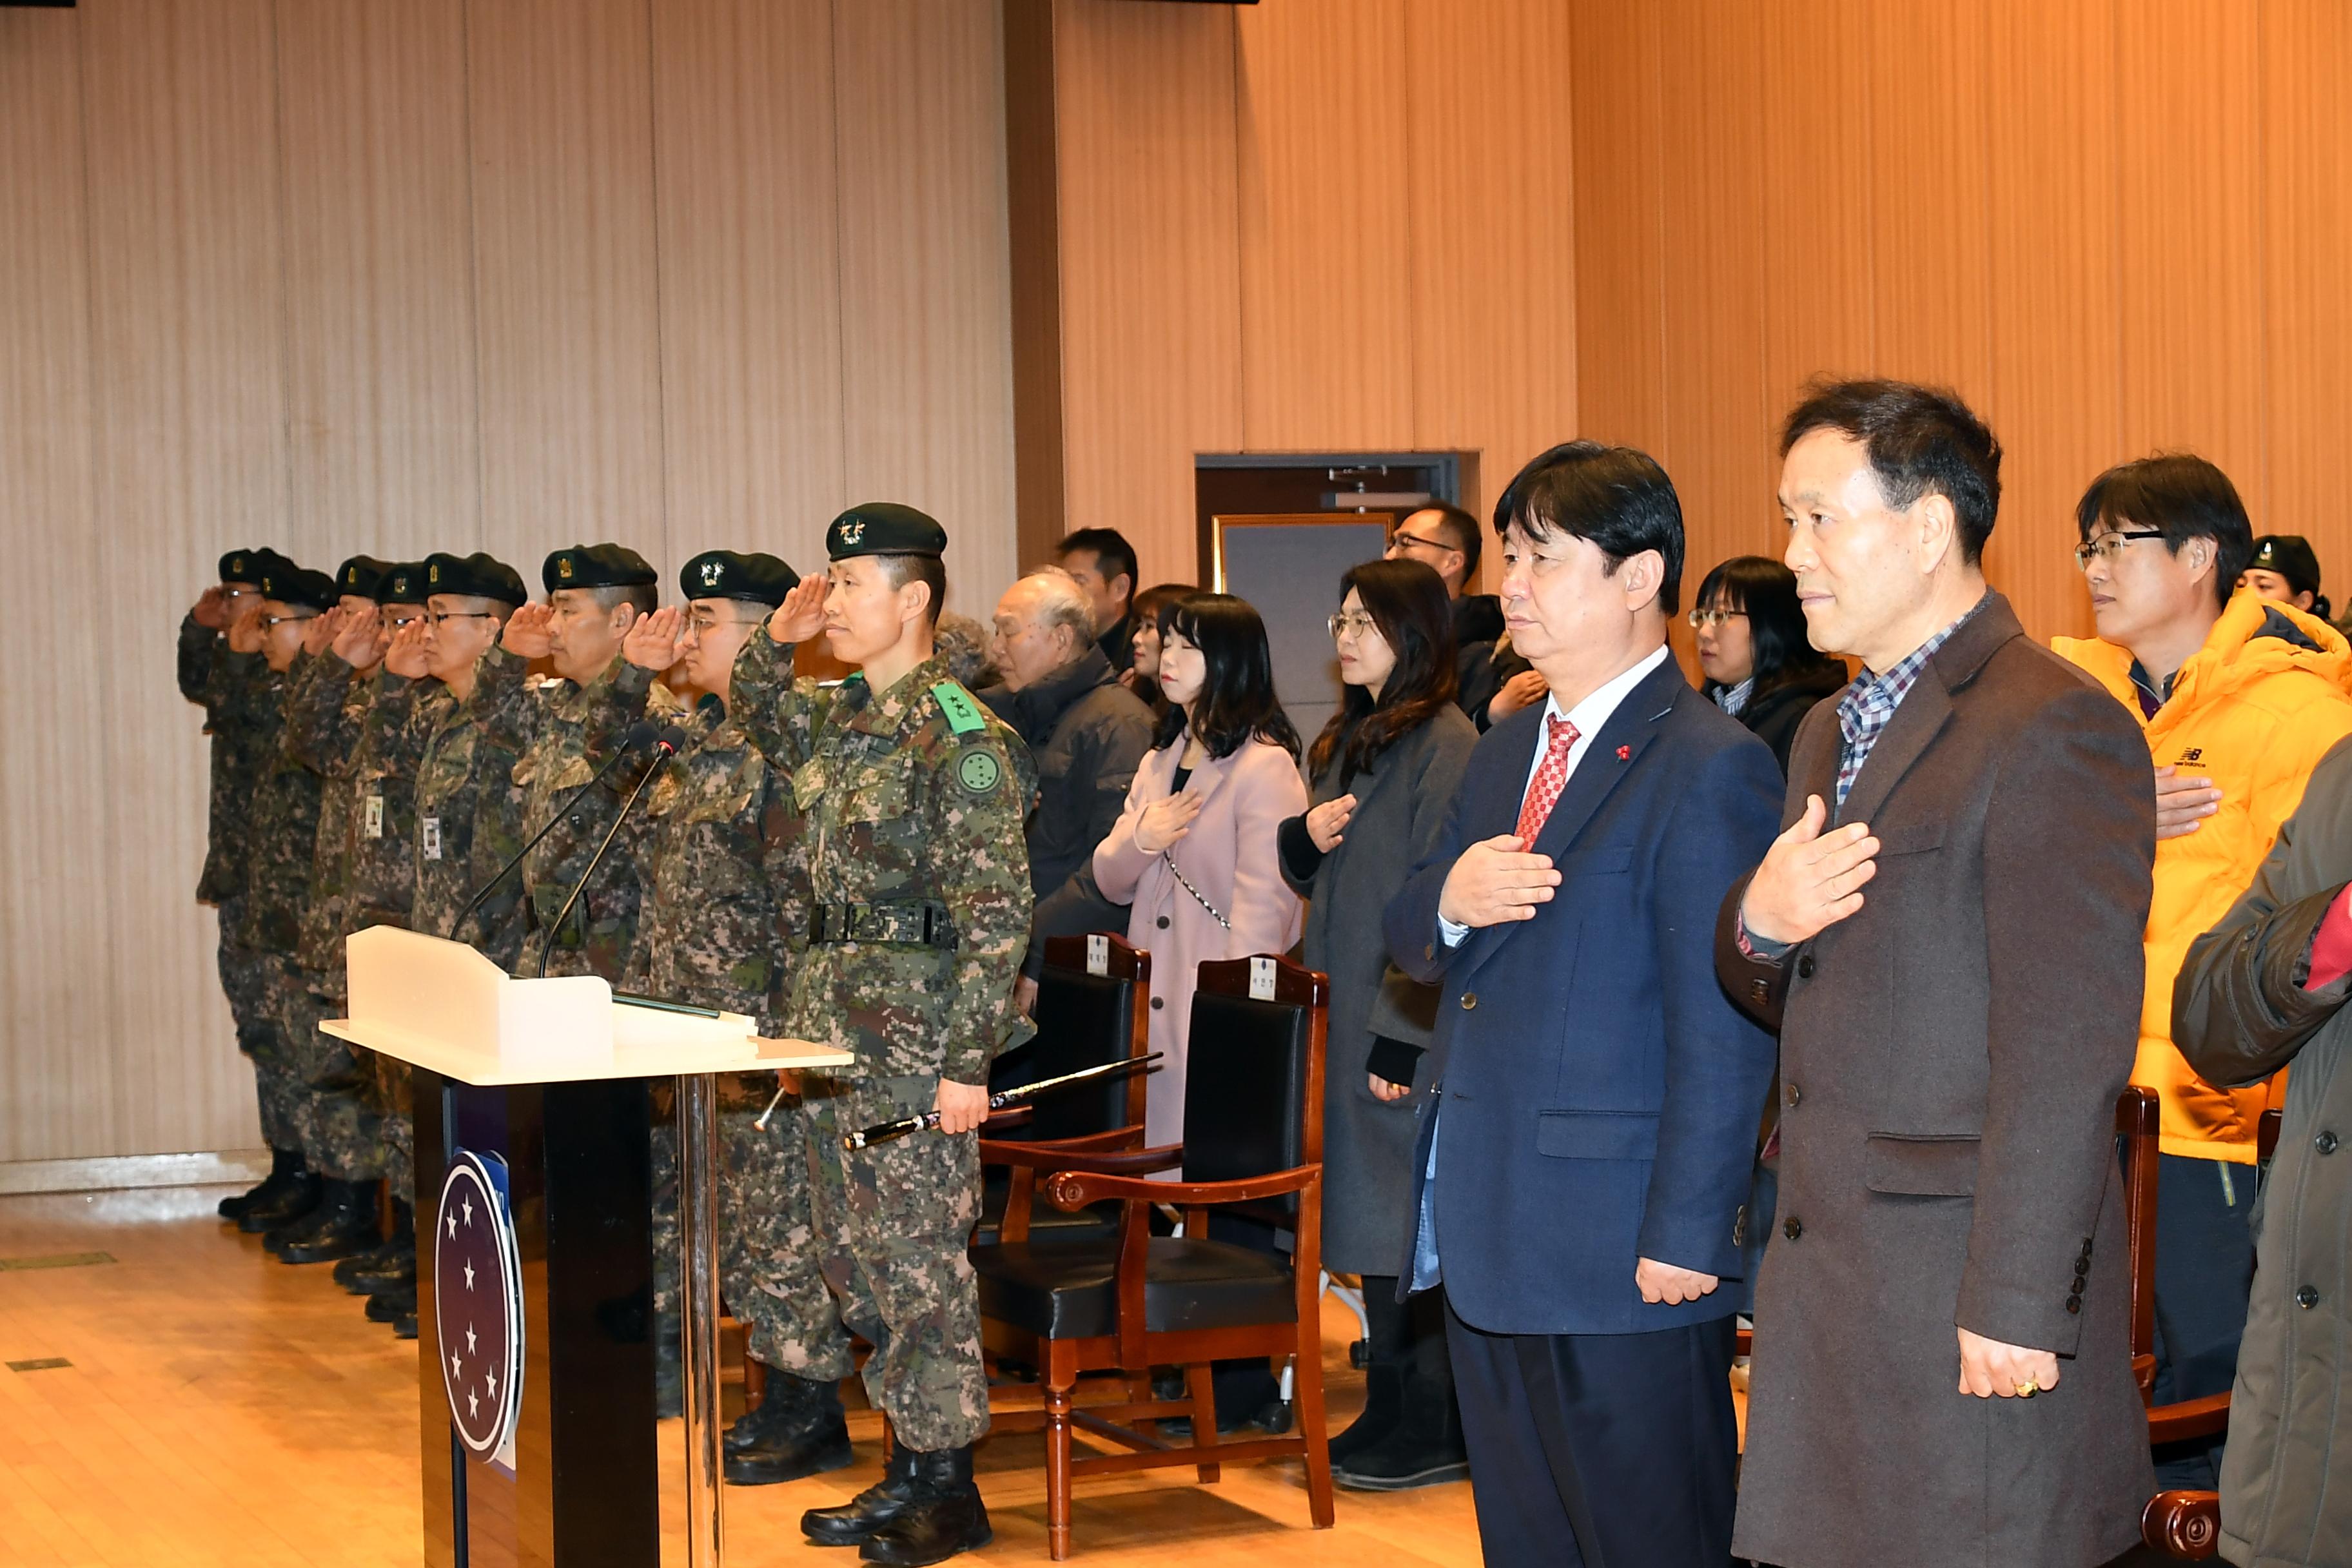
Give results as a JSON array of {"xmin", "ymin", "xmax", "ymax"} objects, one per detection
[
  {"xmin": 680, "ymin": 549, "xmax": 799, "ymax": 607},
  {"xmin": 2250, "ymin": 535, "xmax": 2322, "ymax": 596},
  {"xmin": 220, "ymin": 547, "xmax": 286, "ymax": 587},
  {"xmin": 260, "ymin": 564, "xmax": 339, "ymax": 613},
  {"xmin": 543, "ymin": 542, "xmax": 658, "ymax": 593},
  {"xmin": 827, "ymin": 502, "xmax": 946, "ymax": 561},
  {"xmin": 378, "ymin": 561, "xmax": 430, "ymax": 606},
  {"xmin": 424, "ymin": 551, "xmax": 527, "ymax": 607},
  {"xmin": 335, "ymin": 555, "xmax": 395, "ymax": 600}
]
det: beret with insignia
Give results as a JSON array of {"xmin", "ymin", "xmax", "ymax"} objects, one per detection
[
  {"xmin": 680, "ymin": 549, "xmax": 799, "ymax": 607},
  {"xmin": 543, "ymin": 542, "xmax": 659, "ymax": 593},
  {"xmin": 378, "ymin": 561, "xmax": 430, "ymax": 607},
  {"xmin": 424, "ymin": 551, "xmax": 528, "ymax": 607},
  {"xmin": 262, "ymin": 564, "xmax": 340, "ymax": 613},
  {"xmin": 2250, "ymin": 534, "xmax": 2323, "ymax": 598},
  {"xmin": 827, "ymin": 502, "xmax": 946, "ymax": 562},
  {"xmin": 335, "ymin": 554, "xmax": 395, "ymax": 601},
  {"xmin": 219, "ymin": 547, "xmax": 282, "ymax": 587}
]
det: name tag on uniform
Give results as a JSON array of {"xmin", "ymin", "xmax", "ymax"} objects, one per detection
[
  {"xmin": 422, "ymin": 817, "xmax": 442, "ymax": 861},
  {"xmin": 364, "ymin": 795, "xmax": 385, "ymax": 839}
]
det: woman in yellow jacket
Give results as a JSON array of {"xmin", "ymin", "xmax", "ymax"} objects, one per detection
[{"xmin": 2053, "ymin": 453, "xmax": 2352, "ymax": 1488}]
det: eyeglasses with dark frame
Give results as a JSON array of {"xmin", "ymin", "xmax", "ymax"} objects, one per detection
[
  {"xmin": 2072, "ymin": 530, "xmax": 2168, "ymax": 569},
  {"xmin": 1386, "ymin": 529, "xmax": 1454, "ymax": 556},
  {"xmin": 426, "ymin": 611, "xmax": 499, "ymax": 627}
]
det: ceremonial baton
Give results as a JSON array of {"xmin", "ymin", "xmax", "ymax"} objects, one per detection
[{"xmin": 841, "ymin": 1053, "xmax": 1164, "ymax": 1150}]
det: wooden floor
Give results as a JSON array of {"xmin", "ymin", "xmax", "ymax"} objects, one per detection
[{"xmin": 0, "ymin": 1186, "xmax": 1484, "ymax": 1567}]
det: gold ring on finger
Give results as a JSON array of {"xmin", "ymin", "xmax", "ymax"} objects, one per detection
[{"xmin": 2014, "ymin": 1380, "xmax": 2038, "ymax": 1398}]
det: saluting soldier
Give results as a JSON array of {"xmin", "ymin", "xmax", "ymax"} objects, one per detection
[
  {"xmin": 620, "ymin": 550, "xmax": 861, "ymax": 1486},
  {"xmin": 183, "ymin": 549, "xmax": 300, "ymax": 1223},
  {"xmin": 487, "ymin": 544, "xmax": 663, "ymax": 980},
  {"xmin": 729, "ymin": 504, "xmax": 1034, "ymax": 1567},
  {"xmin": 410, "ymin": 553, "xmax": 531, "ymax": 966}
]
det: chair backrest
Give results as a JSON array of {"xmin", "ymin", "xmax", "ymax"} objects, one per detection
[
  {"xmin": 1023, "ymin": 934, "xmax": 1152, "ymax": 1142},
  {"xmin": 2117, "ymin": 1084, "xmax": 2160, "ymax": 1394},
  {"xmin": 1181, "ymin": 954, "xmax": 1328, "ymax": 1230}
]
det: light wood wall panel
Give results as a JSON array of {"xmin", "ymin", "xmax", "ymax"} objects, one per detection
[
  {"xmin": 0, "ymin": 10, "xmax": 126, "ymax": 1163},
  {"xmin": 832, "ymin": 0, "xmax": 1020, "ymax": 607},
  {"xmin": 1567, "ymin": 0, "xmax": 1667, "ymax": 455},
  {"xmin": 464, "ymin": 0, "xmax": 667, "ymax": 573},
  {"xmin": 651, "ymin": 0, "xmax": 845, "ymax": 571},
  {"xmin": 275, "ymin": 0, "xmax": 481, "ymax": 567}
]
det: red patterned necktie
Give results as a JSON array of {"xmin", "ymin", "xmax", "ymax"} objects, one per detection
[{"xmin": 1515, "ymin": 714, "xmax": 1582, "ymax": 842}]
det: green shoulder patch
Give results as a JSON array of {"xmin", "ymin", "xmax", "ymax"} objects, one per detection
[
  {"xmin": 953, "ymin": 745, "xmax": 1004, "ymax": 797},
  {"xmin": 932, "ymin": 680, "xmax": 986, "ymax": 735}
]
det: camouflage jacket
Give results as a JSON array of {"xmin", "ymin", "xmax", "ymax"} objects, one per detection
[
  {"xmin": 729, "ymin": 627, "xmax": 1037, "ymax": 1083},
  {"xmin": 623, "ymin": 696, "xmax": 810, "ymax": 1035},
  {"xmin": 484, "ymin": 649, "xmax": 656, "ymax": 979},
  {"xmin": 346, "ymin": 675, "xmax": 444, "ymax": 936},
  {"xmin": 288, "ymin": 662, "xmax": 438, "ymax": 980},
  {"xmin": 233, "ymin": 658, "xmax": 323, "ymax": 957},
  {"xmin": 286, "ymin": 655, "xmax": 378, "ymax": 978},
  {"xmin": 178, "ymin": 614, "xmax": 270, "ymax": 905},
  {"xmin": 411, "ymin": 652, "xmax": 531, "ymax": 969}
]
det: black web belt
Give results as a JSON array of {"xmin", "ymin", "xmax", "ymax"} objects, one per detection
[{"xmin": 806, "ymin": 900, "xmax": 957, "ymax": 950}]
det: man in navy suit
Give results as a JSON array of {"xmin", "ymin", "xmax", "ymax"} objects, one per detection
[{"xmin": 1384, "ymin": 442, "xmax": 1783, "ymax": 1566}]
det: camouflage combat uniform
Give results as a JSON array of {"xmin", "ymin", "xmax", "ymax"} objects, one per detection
[
  {"xmin": 731, "ymin": 627, "xmax": 1036, "ymax": 1451},
  {"xmin": 234, "ymin": 657, "xmax": 328, "ymax": 1162},
  {"xmin": 178, "ymin": 614, "xmax": 281, "ymax": 1139},
  {"xmin": 411, "ymin": 650, "xmax": 531, "ymax": 970},
  {"xmin": 623, "ymin": 691, "xmax": 852, "ymax": 1380}
]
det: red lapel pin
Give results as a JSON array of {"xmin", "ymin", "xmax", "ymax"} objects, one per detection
[{"xmin": 1616, "ymin": 745, "xmax": 1631, "ymax": 761}]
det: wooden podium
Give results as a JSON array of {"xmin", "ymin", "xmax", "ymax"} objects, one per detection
[{"xmin": 326, "ymin": 927, "xmax": 851, "ymax": 1568}]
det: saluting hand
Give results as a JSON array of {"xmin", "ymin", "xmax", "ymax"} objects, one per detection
[
  {"xmin": 1133, "ymin": 791, "xmax": 1204, "ymax": 856},
  {"xmin": 2153, "ymin": 765, "xmax": 2222, "ymax": 840},
  {"xmin": 226, "ymin": 597, "xmax": 266, "ymax": 655},
  {"xmin": 768, "ymin": 575, "xmax": 827, "ymax": 645},
  {"xmin": 333, "ymin": 604, "xmax": 387, "ymax": 668},
  {"xmin": 1436, "ymin": 834, "xmax": 1560, "ymax": 930},
  {"xmin": 301, "ymin": 607, "xmax": 339, "ymax": 658},
  {"xmin": 501, "ymin": 601, "xmax": 555, "ymax": 658},
  {"xmin": 1306, "ymin": 793, "xmax": 1357, "ymax": 853},
  {"xmin": 1739, "ymin": 794, "xmax": 1878, "ymax": 947},
  {"xmin": 624, "ymin": 604, "xmax": 684, "ymax": 671},
  {"xmin": 193, "ymin": 585, "xmax": 230, "ymax": 629},
  {"xmin": 1957, "ymin": 1326, "xmax": 2059, "ymax": 1399},
  {"xmin": 384, "ymin": 620, "xmax": 431, "ymax": 680}
]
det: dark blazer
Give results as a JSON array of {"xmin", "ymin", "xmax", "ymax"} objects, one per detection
[
  {"xmin": 1384, "ymin": 654, "xmax": 1783, "ymax": 1335},
  {"xmin": 1737, "ymin": 661, "xmax": 1849, "ymax": 775},
  {"xmin": 1716, "ymin": 593, "xmax": 2157, "ymax": 1568}
]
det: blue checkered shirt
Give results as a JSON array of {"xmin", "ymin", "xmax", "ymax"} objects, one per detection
[{"xmin": 1833, "ymin": 594, "xmax": 1990, "ymax": 816}]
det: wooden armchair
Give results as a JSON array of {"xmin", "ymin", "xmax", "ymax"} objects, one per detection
[{"xmin": 968, "ymin": 953, "xmax": 1337, "ymax": 1559}]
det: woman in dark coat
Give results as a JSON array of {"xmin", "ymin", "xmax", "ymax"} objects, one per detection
[
  {"xmin": 1691, "ymin": 555, "xmax": 1848, "ymax": 774},
  {"xmin": 1279, "ymin": 558, "xmax": 1476, "ymax": 1491}
]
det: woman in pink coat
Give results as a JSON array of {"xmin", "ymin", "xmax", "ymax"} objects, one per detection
[{"xmin": 1093, "ymin": 592, "xmax": 1308, "ymax": 1157}]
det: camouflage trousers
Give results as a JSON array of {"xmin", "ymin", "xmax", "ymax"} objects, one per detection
[
  {"xmin": 270, "ymin": 965, "xmax": 386, "ymax": 1185},
  {"xmin": 219, "ymin": 905, "xmax": 302, "ymax": 1151},
  {"xmin": 373, "ymin": 1054, "xmax": 415, "ymax": 1207},
  {"xmin": 804, "ymin": 1075, "xmax": 988, "ymax": 1452},
  {"xmin": 720, "ymin": 1093, "xmax": 857, "ymax": 1381}
]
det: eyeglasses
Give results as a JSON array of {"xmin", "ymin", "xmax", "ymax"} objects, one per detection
[
  {"xmin": 1386, "ymin": 529, "xmax": 1451, "ymax": 556},
  {"xmin": 1327, "ymin": 611, "xmax": 1380, "ymax": 641},
  {"xmin": 427, "ymin": 611, "xmax": 497, "ymax": 627},
  {"xmin": 1687, "ymin": 607, "xmax": 1749, "ymax": 630},
  {"xmin": 259, "ymin": 614, "xmax": 317, "ymax": 630},
  {"xmin": 2073, "ymin": 530, "xmax": 2167, "ymax": 568}
]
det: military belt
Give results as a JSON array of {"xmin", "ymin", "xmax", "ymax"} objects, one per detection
[{"xmin": 806, "ymin": 900, "xmax": 956, "ymax": 950}]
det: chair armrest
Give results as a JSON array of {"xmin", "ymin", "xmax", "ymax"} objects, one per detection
[
  {"xmin": 1046, "ymin": 1164, "xmax": 1317, "ymax": 1213},
  {"xmin": 983, "ymin": 1142, "xmax": 1184, "ymax": 1177},
  {"xmin": 2147, "ymin": 1391, "xmax": 2232, "ymax": 1447},
  {"xmin": 981, "ymin": 1104, "xmax": 1034, "ymax": 1132},
  {"xmin": 2141, "ymin": 1490, "xmax": 2221, "ymax": 1557}
]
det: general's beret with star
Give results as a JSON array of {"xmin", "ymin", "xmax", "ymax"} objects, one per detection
[
  {"xmin": 679, "ymin": 549, "xmax": 799, "ymax": 607},
  {"xmin": 424, "ymin": 551, "xmax": 527, "ymax": 607},
  {"xmin": 220, "ymin": 548, "xmax": 287, "ymax": 587},
  {"xmin": 826, "ymin": 503, "xmax": 946, "ymax": 562},
  {"xmin": 261, "ymin": 564, "xmax": 339, "ymax": 613},
  {"xmin": 543, "ymin": 542, "xmax": 658, "ymax": 593},
  {"xmin": 378, "ymin": 561, "xmax": 431, "ymax": 606},
  {"xmin": 335, "ymin": 555, "xmax": 395, "ymax": 601}
]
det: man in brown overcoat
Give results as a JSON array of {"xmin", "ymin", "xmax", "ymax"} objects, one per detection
[{"xmin": 1718, "ymin": 380, "xmax": 2158, "ymax": 1568}]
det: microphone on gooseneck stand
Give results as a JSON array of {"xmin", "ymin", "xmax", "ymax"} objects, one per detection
[
  {"xmin": 529, "ymin": 725, "xmax": 687, "ymax": 978},
  {"xmin": 446, "ymin": 720, "xmax": 665, "ymax": 941}
]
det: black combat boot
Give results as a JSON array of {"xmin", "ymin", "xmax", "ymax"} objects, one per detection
[
  {"xmin": 723, "ymin": 1373, "xmax": 854, "ymax": 1485},
  {"xmin": 857, "ymin": 1446, "xmax": 991, "ymax": 1565},
  {"xmin": 221, "ymin": 1147, "xmax": 304, "ymax": 1221},
  {"xmin": 277, "ymin": 1179, "xmax": 384, "ymax": 1264},
  {"xmin": 801, "ymin": 1436, "xmax": 919, "ymax": 1545},
  {"xmin": 338, "ymin": 1200, "xmax": 417, "ymax": 1293},
  {"xmin": 393, "ymin": 1307, "xmax": 418, "ymax": 1340},
  {"xmin": 366, "ymin": 1284, "xmax": 418, "ymax": 1325},
  {"xmin": 238, "ymin": 1166, "xmax": 321, "ymax": 1235}
]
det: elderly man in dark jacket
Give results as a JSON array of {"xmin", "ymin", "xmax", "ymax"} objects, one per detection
[
  {"xmin": 984, "ymin": 568, "xmax": 1155, "ymax": 1015},
  {"xmin": 2175, "ymin": 734, "xmax": 2352, "ymax": 1568}
]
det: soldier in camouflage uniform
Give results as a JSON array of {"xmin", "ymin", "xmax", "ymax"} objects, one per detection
[
  {"xmin": 618, "ymin": 551, "xmax": 862, "ymax": 1487},
  {"xmin": 410, "ymin": 553, "xmax": 532, "ymax": 970},
  {"xmin": 730, "ymin": 504, "xmax": 1035, "ymax": 1566},
  {"xmin": 228, "ymin": 563, "xmax": 343, "ymax": 1244},
  {"xmin": 182, "ymin": 549, "xmax": 300, "ymax": 1222}
]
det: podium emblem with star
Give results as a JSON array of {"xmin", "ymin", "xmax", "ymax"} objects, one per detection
[{"xmin": 435, "ymin": 1150, "xmax": 525, "ymax": 1460}]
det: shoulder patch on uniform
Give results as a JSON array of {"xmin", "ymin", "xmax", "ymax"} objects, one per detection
[
  {"xmin": 953, "ymin": 745, "xmax": 1004, "ymax": 797},
  {"xmin": 932, "ymin": 680, "xmax": 986, "ymax": 735}
]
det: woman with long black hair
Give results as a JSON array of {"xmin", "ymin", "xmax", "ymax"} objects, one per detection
[
  {"xmin": 1689, "ymin": 554, "xmax": 1847, "ymax": 775},
  {"xmin": 1280, "ymin": 558, "xmax": 1477, "ymax": 1489}
]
